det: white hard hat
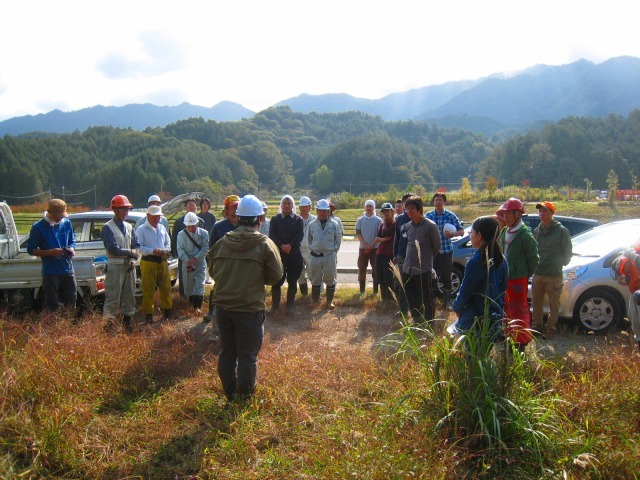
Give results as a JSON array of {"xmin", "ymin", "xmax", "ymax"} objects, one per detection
[
  {"xmin": 316, "ymin": 199, "xmax": 331, "ymax": 210},
  {"xmin": 260, "ymin": 201, "xmax": 268, "ymax": 210},
  {"xmin": 236, "ymin": 195, "xmax": 264, "ymax": 217},
  {"xmin": 443, "ymin": 223, "xmax": 457, "ymax": 235},
  {"xmin": 299, "ymin": 196, "xmax": 312, "ymax": 207},
  {"xmin": 147, "ymin": 205, "xmax": 162, "ymax": 216},
  {"xmin": 184, "ymin": 212, "xmax": 199, "ymax": 226},
  {"xmin": 147, "ymin": 194, "xmax": 161, "ymax": 204}
]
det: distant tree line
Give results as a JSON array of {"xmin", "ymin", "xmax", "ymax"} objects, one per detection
[{"xmin": 1, "ymin": 106, "xmax": 640, "ymax": 206}]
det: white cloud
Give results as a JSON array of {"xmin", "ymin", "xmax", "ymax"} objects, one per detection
[
  {"xmin": 97, "ymin": 31, "xmax": 186, "ymax": 79},
  {"xmin": 0, "ymin": 0, "xmax": 639, "ymax": 121}
]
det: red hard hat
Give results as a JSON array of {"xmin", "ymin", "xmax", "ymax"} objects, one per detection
[
  {"xmin": 498, "ymin": 197, "xmax": 525, "ymax": 213},
  {"xmin": 111, "ymin": 194, "xmax": 133, "ymax": 210}
]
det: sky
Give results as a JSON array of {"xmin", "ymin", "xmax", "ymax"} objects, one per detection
[{"xmin": 0, "ymin": 0, "xmax": 638, "ymax": 122}]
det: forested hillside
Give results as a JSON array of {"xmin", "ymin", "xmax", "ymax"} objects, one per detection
[{"xmin": 1, "ymin": 107, "xmax": 640, "ymax": 206}]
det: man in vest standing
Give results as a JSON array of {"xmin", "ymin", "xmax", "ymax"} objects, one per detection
[{"xmin": 100, "ymin": 194, "xmax": 140, "ymax": 333}]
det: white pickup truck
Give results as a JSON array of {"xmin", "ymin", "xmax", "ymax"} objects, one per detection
[{"xmin": 0, "ymin": 201, "xmax": 106, "ymax": 312}]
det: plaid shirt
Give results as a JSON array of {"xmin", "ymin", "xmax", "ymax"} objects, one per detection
[{"xmin": 425, "ymin": 209, "xmax": 463, "ymax": 254}]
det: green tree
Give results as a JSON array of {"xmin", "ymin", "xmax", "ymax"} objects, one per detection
[
  {"xmin": 485, "ymin": 176, "xmax": 499, "ymax": 200},
  {"xmin": 584, "ymin": 178, "xmax": 592, "ymax": 202},
  {"xmin": 606, "ymin": 169, "xmax": 619, "ymax": 204},
  {"xmin": 313, "ymin": 165, "xmax": 334, "ymax": 192},
  {"xmin": 459, "ymin": 177, "xmax": 472, "ymax": 207}
]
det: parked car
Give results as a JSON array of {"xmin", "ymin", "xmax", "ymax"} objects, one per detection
[
  {"xmin": 441, "ymin": 214, "xmax": 600, "ymax": 298},
  {"xmin": 18, "ymin": 193, "xmax": 203, "ymax": 295},
  {"xmin": 1, "ymin": 201, "xmax": 106, "ymax": 312},
  {"xmin": 529, "ymin": 218, "xmax": 640, "ymax": 332}
]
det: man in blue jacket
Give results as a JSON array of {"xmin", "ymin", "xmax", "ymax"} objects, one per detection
[{"xmin": 27, "ymin": 198, "xmax": 77, "ymax": 311}]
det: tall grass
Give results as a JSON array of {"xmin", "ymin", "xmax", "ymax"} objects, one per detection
[{"xmin": 380, "ymin": 246, "xmax": 572, "ymax": 477}]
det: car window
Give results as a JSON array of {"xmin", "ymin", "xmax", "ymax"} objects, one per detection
[
  {"xmin": 71, "ymin": 220, "xmax": 85, "ymax": 243},
  {"xmin": 571, "ymin": 222, "xmax": 640, "ymax": 256},
  {"xmin": 565, "ymin": 221, "xmax": 597, "ymax": 237},
  {"xmin": 91, "ymin": 220, "xmax": 108, "ymax": 241},
  {"xmin": 0, "ymin": 214, "xmax": 6, "ymax": 235}
]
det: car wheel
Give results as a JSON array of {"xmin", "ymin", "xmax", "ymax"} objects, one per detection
[
  {"xmin": 573, "ymin": 289, "xmax": 622, "ymax": 332},
  {"xmin": 436, "ymin": 266, "xmax": 463, "ymax": 299}
]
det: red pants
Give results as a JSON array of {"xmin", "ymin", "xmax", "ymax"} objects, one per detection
[{"xmin": 504, "ymin": 277, "xmax": 532, "ymax": 345}]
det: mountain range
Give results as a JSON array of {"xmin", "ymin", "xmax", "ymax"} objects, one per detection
[{"xmin": 2, "ymin": 56, "xmax": 639, "ymax": 137}]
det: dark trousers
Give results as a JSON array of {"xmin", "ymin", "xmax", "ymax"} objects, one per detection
[
  {"xmin": 274, "ymin": 252, "xmax": 304, "ymax": 292},
  {"xmin": 394, "ymin": 257, "xmax": 409, "ymax": 313},
  {"xmin": 433, "ymin": 251, "xmax": 453, "ymax": 298},
  {"xmin": 405, "ymin": 271, "xmax": 435, "ymax": 323},
  {"xmin": 42, "ymin": 273, "xmax": 77, "ymax": 311},
  {"xmin": 217, "ymin": 308, "xmax": 265, "ymax": 400},
  {"xmin": 357, "ymin": 248, "xmax": 377, "ymax": 283},
  {"xmin": 375, "ymin": 254, "xmax": 394, "ymax": 300}
]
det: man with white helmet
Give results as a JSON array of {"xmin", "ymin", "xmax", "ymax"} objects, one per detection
[
  {"xmin": 209, "ymin": 194, "xmax": 283, "ymax": 402},
  {"xmin": 100, "ymin": 194, "xmax": 140, "ymax": 333},
  {"xmin": 177, "ymin": 212, "xmax": 210, "ymax": 313},
  {"xmin": 307, "ymin": 199, "xmax": 342, "ymax": 308},
  {"xmin": 134, "ymin": 194, "xmax": 170, "ymax": 233},
  {"xmin": 172, "ymin": 197, "xmax": 205, "ymax": 298},
  {"xmin": 425, "ymin": 192, "xmax": 464, "ymax": 309},
  {"xmin": 297, "ymin": 196, "xmax": 316, "ymax": 296},
  {"xmin": 136, "ymin": 204, "xmax": 173, "ymax": 324},
  {"xmin": 258, "ymin": 201, "xmax": 270, "ymax": 235}
]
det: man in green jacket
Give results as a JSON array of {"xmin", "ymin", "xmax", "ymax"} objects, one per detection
[
  {"xmin": 531, "ymin": 201, "xmax": 572, "ymax": 338},
  {"xmin": 498, "ymin": 198, "xmax": 539, "ymax": 350},
  {"xmin": 210, "ymin": 195, "xmax": 284, "ymax": 402}
]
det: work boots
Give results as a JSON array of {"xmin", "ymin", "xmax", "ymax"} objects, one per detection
[
  {"xmin": 163, "ymin": 309, "xmax": 172, "ymax": 321},
  {"xmin": 326, "ymin": 285, "xmax": 336, "ymax": 309},
  {"xmin": 271, "ymin": 286, "xmax": 281, "ymax": 313},
  {"xmin": 203, "ymin": 291, "xmax": 215, "ymax": 323},
  {"xmin": 145, "ymin": 313, "xmax": 154, "ymax": 325},
  {"xmin": 122, "ymin": 315, "xmax": 134, "ymax": 334},
  {"xmin": 312, "ymin": 285, "xmax": 321, "ymax": 303},
  {"xmin": 299, "ymin": 282, "xmax": 309, "ymax": 296},
  {"xmin": 194, "ymin": 295, "xmax": 204, "ymax": 313},
  {"xmin": 286, "ymin": 286, "xmax": 297, "ymax": 314}
]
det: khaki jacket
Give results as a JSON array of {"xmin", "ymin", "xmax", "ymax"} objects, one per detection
[{"xmin": 210, "ymin": 226, "xmax": 283, "ymax": 312}]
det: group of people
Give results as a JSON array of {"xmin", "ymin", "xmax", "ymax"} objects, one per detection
[
  {"xmin": 449, "ymin": 197, "xmax": 573, "ymax": 350},
  {"xmin": 26, "ymin": 191, "xmax": 583, "ymax": 403}
]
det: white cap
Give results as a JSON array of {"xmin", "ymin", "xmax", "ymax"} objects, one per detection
[
  {"xmin": 147, "ymin": 205, "xmax": 162, "ymax": 216},
  {"xmin": 236, "ymin": 195, "xmax": 264, "ymax": 217},
  {"xmin": 365, "ymin": 199, "xmax": 376, "ymax": 208},
  {"xmin": 147, "ymin": 194, "xmax": 161, "ymax": 204},
  {"xmin": 316, "ymin": 199, "xmax": 331, "ymax": 210},
  {"xmin": 184, "ymin": 212, "xmax": 199, "ymax": 226},
  {"xmin": 260, "ymin": 201, "xmax": 268, "ymax": 210},
  {"xmin": 299, "ymin": 196, "xmax": 312, "ymax": 207}
]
